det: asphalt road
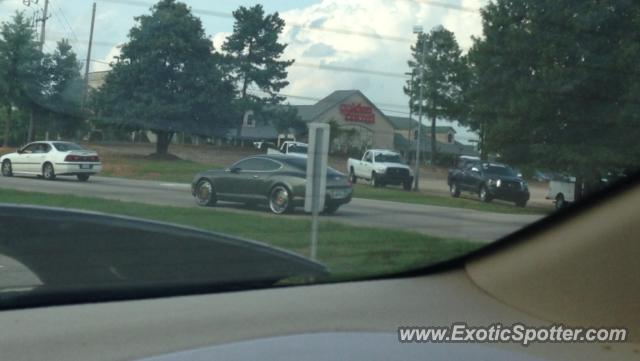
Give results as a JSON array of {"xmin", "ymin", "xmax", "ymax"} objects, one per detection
[{"xmin": 0, "ymin": 175, "xmax": 544, "ymax": 242}]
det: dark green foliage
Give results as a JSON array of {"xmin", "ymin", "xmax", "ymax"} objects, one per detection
[
  {"xmin": 222, "ymin": 4, "xmax": 294, "ymax": 137},
  {"xmin": 468, "ymin": 0, "xmax": 640, "ymax": 177},
  {"xmin": 405, "ymin": 26, "xmax": 467, "ymax": 163},
  {"xmin": 94, "ymin": 0, "xmax": 236, "ymax": 155},
  {"xmin": 0, "ymin": 12, "xmax": 45, "ymax": 147}
]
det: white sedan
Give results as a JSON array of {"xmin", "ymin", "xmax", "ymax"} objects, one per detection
[{"xmin": 0, "ymin": 141, "xmax": 102, "ymax": 181}]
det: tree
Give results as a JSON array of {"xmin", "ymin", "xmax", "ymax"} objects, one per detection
[
  {"xmin": 0, "ymin": 12, "xmax": 44, "ymax": 147},
  {"xmin": 468, "ymin": 0, "xmax": 640, "ymax": 191},
  {"xmin": 222, "ymin": 4, "xmax": 294, "ymax": 140},
  {"xmin": 41, "ymin": 39, "xmax": 84, "ymax": 138},
  {"xmin": 405, "ymin": 26, "xmax": 467, "ymax": 164},
  {"xmin": 94, "ymin": 0, "xmax": 236, "ymax": 155}
]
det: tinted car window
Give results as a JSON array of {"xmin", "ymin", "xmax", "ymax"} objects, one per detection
[
  {"xmin": 285, "ymin": 157, "xmax": 342, "ymax": 176},
  {"xmin": 288, "ymin": 144, "xmax": 307, "ymax": 154},
  {"xmin": 375, "ymin": 154, "xmax": 404, "ymax": 163},
  {"xmin": 484, "ymin": 165, "xmax": 518, "ymax": 177},
  {"xmin": 53, "ymin": 142, "xmax": 86, "ymax": 151},
  {"xmin": 233, "ymin": 158, "xmax": 266, "ymax": 171}
]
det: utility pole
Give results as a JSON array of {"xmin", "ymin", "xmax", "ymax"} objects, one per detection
[
  {"xmin": 404, "ymin": 71, "xmax": 414, "ymax": 144},
  {"xmin": 26, "ymin": 0, "xmax": 50, "ymax": 142},
  {"xmin": 82, "ymin": 2, "xmax": 97, "ymax": 110},
  {"xmin": 412, "ymin": 26, "xmax": 426, "ymax": 191}
]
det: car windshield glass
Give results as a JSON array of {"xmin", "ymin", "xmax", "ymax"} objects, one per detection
[
  {"xmin": 484, "ymin": 165, "xmax": 518, "ymax": 177},
  {"xmin": 0, "ymin": 0, "xmax": 638, "ymax": 307},
  {"xmin": 288, "ymin": 145, "xmax": 307, "ymax": 154},
  {"xmin": 375, "ymin": 154, "xmax": 404, "ymax": 163},
  {"xmin": 53, "ymin": 142, "xmax": 85, "ymax": 151},
  {"xmin": 286, "ymin": 157, "xmax": 342, "ymax": 176}
]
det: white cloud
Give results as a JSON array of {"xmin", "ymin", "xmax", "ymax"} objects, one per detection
[{"xmin": 248, "ymin": 0, "xmax": 484, "ymax": 142}]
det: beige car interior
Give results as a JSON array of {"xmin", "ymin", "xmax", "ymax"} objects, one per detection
[{"xmin": 0, "ymin": 182, "xmax": 638, "ymax": 360}]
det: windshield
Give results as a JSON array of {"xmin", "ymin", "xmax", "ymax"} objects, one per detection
[
  {"xmin": 288, "ymin": 145, "xmax": 308, "ymax": 154},
  {"xmin": 0, "ymin": 0, "xmax": 638, "ymax": 307},
  {"xmin": 52, "ymin": 142, "xmax": 85, "ymax": 152},
  {"xmin": 484, "ymin": 165, "xmax": 518, "ymax": 177},
  {"xmin": 375, "ymin": 154, "xmax": 404, "ymax": 164}
]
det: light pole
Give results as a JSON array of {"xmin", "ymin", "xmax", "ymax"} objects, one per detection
[
  {"xmin": 404, "ymin": 71, "xmax": 414, "ymax": 150},
  {"xmin": 412, "ymin": 26, "xmax": 426, "ymax": 191}
]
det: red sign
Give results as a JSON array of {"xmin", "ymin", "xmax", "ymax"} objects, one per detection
[{"xmin": 340, "ymin": 103, "xmax": 375, "ymax": 124}]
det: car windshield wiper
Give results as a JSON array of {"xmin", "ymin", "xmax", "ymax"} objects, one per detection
[{"xmin": 0, "ymin": 205, "xmax": 328, "ymax": 310}]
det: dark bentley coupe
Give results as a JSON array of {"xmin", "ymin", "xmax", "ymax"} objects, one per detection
[{"xmin": 192, "ymin": 155, "xmax": 353, "ymax": 214}]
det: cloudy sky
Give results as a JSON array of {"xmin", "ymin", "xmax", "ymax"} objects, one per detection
[{"xmin": 0, "ymin": 0, "xmax": 487, "ymax": 143}]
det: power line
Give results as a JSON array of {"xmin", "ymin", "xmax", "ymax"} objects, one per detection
[
  {"xmin": 95, "ymin": 0, "xmax": 478, "ymax": 44},
  {"xmin": 52, "ymin": 0, "xmax": 79, "ymax": 43},
  {"xmin": 294, "ymin": 61, "xmax": 408, "ymax": 79},
  {"xmin": 399, "ymin": 0, "xmax": 481, "ymax": 14}
]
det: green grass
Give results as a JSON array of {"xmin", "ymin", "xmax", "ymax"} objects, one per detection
[
  {"xmin": 0, "ymin": 189, "xmax": 481, "ymax": 281},
  {"xmin": 353, "ymin": 184, "xmax": 551, "ymax": 215},
  {"xmin": 99, "ymin": 154, "xmax": 220, "ymax": 183}
]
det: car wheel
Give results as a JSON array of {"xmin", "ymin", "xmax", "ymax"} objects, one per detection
[
  {"xmin": 370, "ymin": 172, "xmax": 379, "ymax": 187},
  {"xmin": 515, "ymin": 200, "xmax": 527, "ymax": 207},
  {"xmin": 555, "ymin": 194, "xmax": 566, "ymax": 210},
  {"xmin": 479, "ymin": 186, "xmax": 491, "ymax": 202},
  {"xmin": 349, "ymin": 169, "xmax": 357, "ymax": 184},
  {"xmin": 269, "ymin": 185, "xmax": 292, "ymax": 214},
  {"xmin": 323, "ymin": 204, "xmax": 340, "ymax": 215},
  {"xmin": 42, "ymin": 163, "xmax": 56, "ymax": 180},
  {"xmin": 403, "ymin": 179, "xmax": 412, "ymax": 191},
  {"xmin": 1, "ymin": 160, "xmax": 12, "ymax": 177},
  {"xmin": 450, "ymin": 182, "xmax": 461, "ymax": 197},
  {"xmin": 77, "ymin": 174, "xmax": 90, "ymax": 182},
  {"xmin": 194, "ymin": 179, "xmax": 217, "ymax": 207}
]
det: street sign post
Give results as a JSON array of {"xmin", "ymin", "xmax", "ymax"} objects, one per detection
[{"xmin": 305, "ymin": 123, "xmax": 330, "ymax": 260}]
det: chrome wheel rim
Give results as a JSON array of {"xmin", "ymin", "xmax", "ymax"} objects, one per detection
[
  {"xmin": 450, "ymin": 184, "xmax": 457, "ymax": 194},
  {"xmin": 196, "ymin": 181, "xmax": 212, "ymax": 205},
  {"xmin": 269, "ymin": 186, "xmax": 289, "ymax": 214},
  {"xmin": 480, "ymin": 187, "xmax": 487, "ymax": 201},
  {"xmin": 44, "ymin": 164, "xmax": 53, "ymax": 179},
  {"xmin": 2, "ymin": 162, "xmax": 9, "ymax": 175}
]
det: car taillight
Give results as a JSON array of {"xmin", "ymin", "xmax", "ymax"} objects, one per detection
[
  {"xmin": 91, "ymin": 156, "xmax": 100, "ymax": 162},
  {"xmin": 65, "ymin": 155, "xmax": 79, "ymax": 162}
]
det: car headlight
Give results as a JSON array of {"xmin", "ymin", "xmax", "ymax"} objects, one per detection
[
  {"xmin": 496, "ymin": 179, "xmax": 502, "ymax": 188},
  {"xmin": 376, "ymin": 167, "xmax": 386, "ymax": 174},
  {"xmin": 487, "ymin": 179, "xmax": 498, "ymax": 187},
  {"xmin": 521, "ymin": 181, "xmax": 528, "ymax": 190}
]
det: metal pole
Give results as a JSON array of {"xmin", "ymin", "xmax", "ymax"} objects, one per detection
[
  {"xmin": 27, "ymin": 0, "xmax": 50, "ymax": 142},
  {"xmin": 82, "ymin": 2, "xmax": 97, "ymax": 110},
  {"xmin": 413, "ymin": 34, "xmax": 426, "ymax": 191},
  {"xmin": 405, "ymin": 71, "xmax": 414, "ymax": 145}
]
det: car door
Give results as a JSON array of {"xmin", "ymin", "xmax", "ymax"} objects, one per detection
[
  {"xmin": 12, "ymin": 143, "xmax": 39, "ymax": 174},
  {"xmin": 236, "ymin": 158, "xmax": 283, "ymax": 202},
  {"xmin": 360, "ymin": 151, "xmax": 373, "ymax": 178},
  {"xmin": 460, "ymin": 162, "xmax": 480, "ymax": 191},
  {"xmin": 218, "ymin": 158, "xmax": 267, "ymax": 202},
  {"xmin": 30, "ymin": 143, "xmax": 51, "ymax": 173}
]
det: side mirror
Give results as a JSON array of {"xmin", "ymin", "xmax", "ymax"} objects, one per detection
[{"xmin": 229, "ymin": 167, "xmax": 241, "ymax": 174}]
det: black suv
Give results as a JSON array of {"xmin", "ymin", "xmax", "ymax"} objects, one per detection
[{"xmin": 448, "ymin": 161, "xmax": 530, "ymax": 207}]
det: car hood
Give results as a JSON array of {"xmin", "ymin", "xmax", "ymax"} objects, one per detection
[
  {"xmin": 488, "ymin": 175, "xmax": 524, "ymax": 183},
  {"xmin": 0, "ymin": 205, "xmax": 328, "ymax": 309},
  {"xmin": 375, "ymin": 162, "xmax": 410, "ymax": 170}
]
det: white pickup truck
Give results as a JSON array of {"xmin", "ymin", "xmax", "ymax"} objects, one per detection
[
  {"xmin": 347, "ymin": 149, "xmax": 413, "ymax": 190},
  {"xmin": 266, "ymin": 141, "xmax": 308, "ymax": 158}
]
